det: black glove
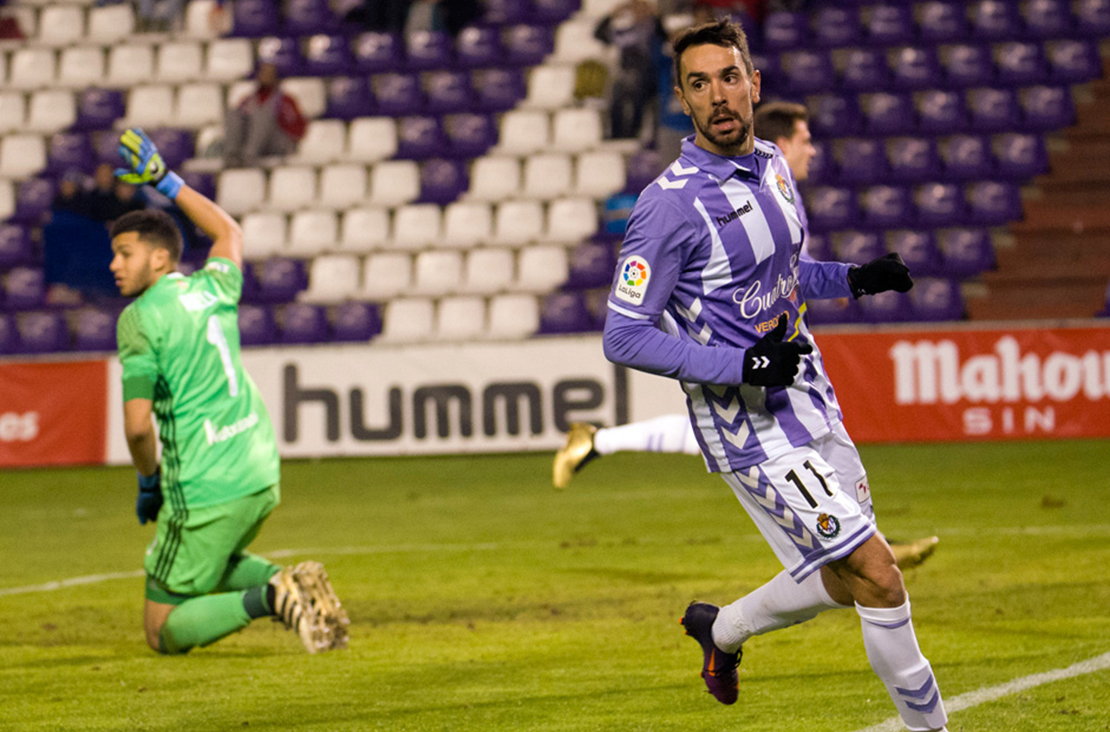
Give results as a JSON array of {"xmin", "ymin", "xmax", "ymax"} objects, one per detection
[
  {"xmin": 742, "ymin": 316, "xmax": 813, "ymax": 387},
  {"xmin": 136, "ymin": 467, "xmax": 163, "ymax": 525},
  {"xmin": 847, "ymin": 252, "xmax": 913, "ymax": 299}
]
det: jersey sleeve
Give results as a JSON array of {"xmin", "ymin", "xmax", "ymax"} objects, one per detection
[
  {"xmin": 799, "ymin": 258, "xmax": 853, "ymax": 300},
  {"xmin": 196, "ymin": 257, "xmax": 244, "ymax": 304},
  {"xmin": 607, "ymin": 192, "xmax": 691, "ymax": 321},
  {"xmin": 117, "ymin": 306, "xmax": 158, "ymax": 402}
]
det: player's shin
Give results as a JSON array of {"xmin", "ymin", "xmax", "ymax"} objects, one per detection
[
  {"xmin": 856, "ymin": 599, "xmax": 949, "ymax": 732},
  {"xmin": 157, "ymin": 592, "xmax": 258, "ymax": 654},
  {"xmin": 216, "ymin": 552, "xmax": 280, "ymax": 592}
]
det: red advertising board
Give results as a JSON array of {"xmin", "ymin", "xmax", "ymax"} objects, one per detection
[
  {"xmin": 0, "ymin": 360, "xmax": 108, "ymax": 467},
  {"xmin": 816, "ymin": 325, "xmax": 1110, "ymax": 442}
]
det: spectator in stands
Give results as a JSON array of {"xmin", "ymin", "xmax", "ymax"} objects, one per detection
[
  {"xmin": 52, "ymin": 171, "xmax": 91, "ymax": 218},
  {"xmin": 404, "ymin": 0, "xmax": 481, "ymax": 37},
  {"xmin": 85, "ymin": 163, "xmax": 147, "ymax": 224},
  {"xmin": 345, "ymin": 0, "xmax": 412, "ymax": 33},
  {"xmin": 223, "ymin": 63, "xmax": 307, "ymax": 168},
  {"xmin": 595, "ymin": 0, "xmax": 668, "ymax": 140}
]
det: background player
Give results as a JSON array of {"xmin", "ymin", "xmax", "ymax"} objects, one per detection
[
  {"xmin": 112, "ymin": 128, "xmax": 349, "ymax": 655},
  {"xmin": 600, "ymin": 21, "xmax": 948, "ymax": 730},
  {"xmin": 554, "ymin": 102, "xmax": 938, "ymax": 570}
]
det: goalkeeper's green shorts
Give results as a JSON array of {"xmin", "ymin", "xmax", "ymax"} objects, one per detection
[{"xmin": 144, "ymin": 484, "xmax": 280, "ymax": 605}]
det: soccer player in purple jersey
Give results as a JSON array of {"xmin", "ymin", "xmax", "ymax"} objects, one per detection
[{"xmin": 601, "ymin": 21, "xmax": 949, "ymax": 731}]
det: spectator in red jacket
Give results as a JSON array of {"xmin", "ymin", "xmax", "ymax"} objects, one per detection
[{"xmin": 223, "ymin": 62, "xmax": 307, "ymax": 168}]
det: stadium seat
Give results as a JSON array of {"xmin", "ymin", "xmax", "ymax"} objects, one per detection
[
  {"xmin": 434, "ymin": 296, "xmax": 487, "ymax": 341},
  {"xmin": 406, "ymin": 30, "xmax": 453, "ymax": 71},
  {"xmin": 521, "ymin": 64, "xmax": 577, "ymax": 110},
  {"xmin": 456, "ymin": 25, "xmax": 504, "ymax": 68},
  {"xmin": 379, "ymin": 297, "xmax": 435, "ymax": 342},
  {"xmin": 623, "ymin": 148, "xmax": 665, "ymax": 194},
  {"xmin": 287, "ymin": 210, "xmax": 339, "ymax": 256},
  {"xmin": 993, "ymin": 133, "xmax": 1049, "ymax": 179},
  {"xmin": 12, "ymin": 178, "xmax": 54, "ymax": 224},
  {"xmin": 1077, "ymin": 0, "xmax": 1110, "ymax": 36},
  {"xmin": 762, "ymin": 11, "xmax": 809, "ymax": 50},
  {"xmin": 184, "ymin": 0, "xmax": 221, "ymax": 38},
  {"xmin": 916, "ymin": 182, "xmax": 968, "ymax": 226},
  {"xmin": 331, "ymin": 301, "xmax": 382, "ymax": 342},
  {"xmin": 396, "ymin": 115, "xmax": 447, "ymax": 160},
  {"xmin": 216, "ymin": 168, "xmax": 267, "ymax": 215},
  {"xmin": 888, "ymin": 137, "xmax": 941, "ymax": 184},
  {"xmin": 942, "ymin": 44, "xmax": 995, "ymax": 88},
  {"xmin": 267, "ymin": 166, "xmax": 318, "ymax": 212},
  {"xmin": 1046, "ymin": 39, "xmax": 1103, "ymax": 84},
  {"xmin": 807, "ymin": 187, "xmax": 859, "ymax": 232},
  {"xmin": 516, "ymin": 245, "xmax": 568, "ymax": 293},
  {"xmin": 462, "ymin": 249, "xmax": 514, "ymax": 294},
  {"xmin": 412, "ymin": 250, "xmax": 464, "ymax": 296},
  {"xmin": 970, "ymin": 0, "xmax": 1023, "ymax": 41},
  {"xmin": 258, "ymin": 36, "xmax": 305, "ymax": 78},
  {"xmin": 890, "ymin": 47, "xmax": 942, "ymax": 91},
  {"xmin": 497, "ymin": 109, "xmax": 551, "ymax": 155},
  {"xmin": 857, "ymin": 289, "xmax": 913, "ymax": 323},
  {"xmin": 546, "ymin": 197, "xmax": 598, "ymax": 243},
  {"xmin": 229, "ymin": 0, "xmax": 281, "ymax": 36},
  {"xmin": 284, "ymin": 0, "xmax": 337, "ymax": 36},
  {"xmin": 532, "ymin": 0, "xmax": 578, "ymax": 24},
  {"xmin": 505, "ymin": 23, "xmax": 556, "ymax": 66},
  {"xmin": 87, "ymin": 2, "xmax": 134, "ymax": 44},
  {"xmin": 863, "ymin": 93, "xmax": 915, "ymax": 135},
  {"xmin": 0, "ymin": 93, "xmax": 26, "ymax": 134},
  {"xmin": 347, "ymin": 117, "xmax": 398, "ymax": 163},
  {"xmin": 967, "ymin": 87, "xmax": 1020, "ymax": 132},
  {"xmin": 242, "ymin": 212, "xmax": 288, "ymax": 259},
  {"xmin": 124, "ymin": 85, "xmax": 175, "ymax": 129},
  {"xmin": 841, "ymin": 49, "xmax": 890, "ymax": 92},
  {"xmin": 372, "ymin": 72, "xmax": 424, "ymax": 116},
  {"xmin": 1024, "ymin": 0, "xmax": 1075, "ymax": 38},
  {"xmin": 317, "ymin": 164, "xmax": 368, "ymax": 210},
  {"xmin": 444, "ymin": 113, "xmax": 497, "ymax": 158},
  {"xmin": 492, "ymin": 200, "xmax": 544, "ymax": 246},
  {"xmin": 157, "ymin": 41, "xmax": 204, "ymax": 83},
  {"xmin": 473, "ymin": 68, "xmax": 527, "ymax": 112},
  {"xmin": 0, "ymin": 313, "xmax": 19, "ymax": 355},
  {"xmin": 808, "ymin": 94, "xmax": 862, "ymax": 137},
  {"xmin": 254, "ymin": 257, "xmax": 308, "ymax": 303},
  {"xmin": 361, "ymin": 252, "xmax": 413, "ymax": 300},
  {"xmin": 74, "ymin": 88, "xmax": 125, "ymax": 132},
  {"xmin": 909, "ymin": 278, "xmax": 964, "ymax": 321},
  {"xmin": 175, "ymin": 83, "xmax": 225, "ymax": 129},
  {"xmin": 805, "ymin": 295, "xmax": 857, "ymax": 325},
  {"xmin": 468, "ymin": 156, "xmax": 522, "ymax": 202},
  {"xmin": 917, "ymin": 90, "xmax": 968, "ymax": 133},
  {"xmin": 0, "ymin": 180, "xmax": 14, "ymax": 221},
  {"xmin": 0, "ymin": 134, "xmax": 46, "ymax": 178},
  {"xmin": 37, "ymin": 5, "xmax": 84, "ymax": 47},
  {"xmin": 523, "ymin": 153, "xmax": 573, "ymax": 200},
  {"xmin": 304, "ymin": 34, "xmax": 352, "ymax": 76},
  {"xmin": 417, "ymin": 159, "xmax": 467, "ymax": 206},
  {"xmin": 835, "ymin": 138, "xmax": 887, "ymax": 186},
  {"xmin": 73, "ymin": 309, "xmax": 118, "ymax": 352},
  {"xmin": 278, "ymin": 303, "xmax": 329, "ymax": 344},
  {"xmin": 487, "ymin": 293, "xmax": 539, "ymax": 339},
  {"xmin": 107, "ymin": 44, "xmax": 156, "ymax": 88},
  {"xmin": 323, "ymin": 76, "xmax": 374, "ymax": 120},
  {"xmin": 302, "ymin": 253, "xmax": 360, "ymax": 302},
  {"xmin": 574, "ymin": 151, "xmax": 626, "ymax": 198},
  {"xmin": 966, "ymin": 181, "xmax": 1022, "ymax": 225},
  {"xmin": 15, "ymin": 311, "xmax": 68, "ymax": 353},
  {"xmin": 806, "ymin": 141, "xmax": 834, "ymax": 185},
  {"xmin": 938, "ymin": 227, "xmax": 995, "ymax": 276},
  {"xmin": 442, "ymin": 201, "xmax": 492, "ymax": 248},
  {"xmin": 566, "ymin": 240, "xmax": 616, "ymax": 289},
  {"xmin": 339, "ymin": 207, "xmax": 390, "ymax": 253},
  {"xmin": 145, "ymin": 128, "xmax": 194, "ymax": 170},
  {"xmin": 939, "ymin": 135, "xmax": 994, "ymax": 180},
  {"xmin": 390, "ymin": 203, "xmax": 442, "ymax": 251},
  {"xmin": 291, "ymin": 119, "xmax": 347, "ymax": 164},
  {"xmin": 281, "ymin": 77, "xmax": 326, "ymax": 119},
  {"xmin": 865, "ymin": 4, "xmax": 915, "ymax": 46},
  {"xmin": 539, "ymin": 291, "xmax": 594, "ymax": 334},
  {"xmin": 1021, "ymin": 85, "xmax": 1075, "ymax": 130},
  {"xmin": 812, "ymin": 6, "xmax": 860, "ymax": 48},
  {"xmin": 426, "ymin": 70, "xmax": 475, "ymax": 114},
  {"xmin": 551, "ymin": 108, "xmax": 603, "ymax": 153},
  {"xmin": 860, "ymin": 186, "xmax": 912, "ymax": 229},
  {"xmin": 368, "ymin": 160, "xmax": 420, "ymax": 206},
  {"xmin": 205, "ymin": 38, "xmax": 254, "ymax": 82},
  {"xmin": 58, "ymin": 47, "xmax": 105, "ymax": 90},
  {"xmin": 887, "ymin": 229, "xmax": 942, "ymax": 277},
  {"xmin": 352, "ymin": 31, "xmax": 403, "ymax": 73},
  {"xmin": 996, "ymin": 42, "xmax": 1049, "ymax": 86},
  {"xmin": 25, "ymin": 91, "xmax": 75, "ymax": 134},
  {"xmin": 3, "ymin": 267, "xmax": 46, "ymax": 310},
  {"xmin": 239, "ymin": 304, "xmax": 277, "ymax": 346},
  {"xmin": 781, "ymin": 50, "xmax": 835, "ymax": 95},
  {"xmin": 8, "ymin": 48, "xmax": 56, "ymax": 91},
  {"xmin": 0, "ymin": 224, "xmax": 34, "ymax": 269}
]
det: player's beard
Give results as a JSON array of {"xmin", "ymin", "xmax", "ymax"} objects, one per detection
[
  {"xmin": 694, "ymin": 107, "xmax": 753, "ymax": 156},
  {"xmin": 121, "ymin": 260, "xmax": 155, "ymax": 297}
]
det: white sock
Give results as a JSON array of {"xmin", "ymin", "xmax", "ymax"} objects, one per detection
[
  {"xmin": 593, "ymin": 414, "xmax": 700, "ymax": 456},
  {"xmin": 856, "ymin": 600, "xmax": 949, "ymax": 732},
  {"xmin": 711, "ymin": 570, "xmax": 847, "ymax": 653}
]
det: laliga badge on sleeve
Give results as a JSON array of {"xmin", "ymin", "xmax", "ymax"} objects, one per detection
[{"xmin": 615, "ymin": 255, "xmax": 651, "ymax": 305}]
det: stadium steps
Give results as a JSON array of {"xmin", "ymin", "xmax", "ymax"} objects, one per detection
[{"xmin": 967, "ymin": 54, "xmax": 1110, "ymax": 321}]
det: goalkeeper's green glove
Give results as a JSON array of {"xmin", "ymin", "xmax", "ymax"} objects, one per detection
[{"xmin": 115, "ymin": 127, "xmax": 184, "ymax": 200}]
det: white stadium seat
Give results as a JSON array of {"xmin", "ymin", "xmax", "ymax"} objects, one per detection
[
  {"xmin": 488, "ymin": 293, "xmax": 539, "ymax": 339},
  {"xmin": 286, "ymin": 210, "xmax": 338, "ymax": 256},
  {"xmin": 87, "ymin": 2, "xmax": 134, "ymax": 44},
  {"xmin": 26, "ymin": 90, "xmax": 76, "ymax": 133},
  {"xmin": 291, "ymin": 119, "xmax": 347, "ymax": 164},
  {"xmin": 124, "ymin": 85, "xmax": 175, "ymax": 128},
  {"xmin": 319, "ymin": 164, "xmax": 368, "ymax": 210},
  {"xmin": 216, "ymin": 168, "xmax": 266, "ymax": 215},
  {"xmin": 521, "ymin": 64, "xmax": 577, "ymax": 110},
  {"xmin": 523, "ymin": 153, "xmax": 573, "ymax": 200},
  {"xmin": 280, "ymin": 77, "xmax": 326, "ymax": 119},
  {"xmin": 581, "ymin": 0, "xmax": 625, "ymax": 17},
  {"xmin": 347, "ymin": 117, "xmax": 398, "ymax": 163},
  {"xmin": 574, "ymin": 150, "xmax": 626, "ymax": 198},
  {"xmin": 58, "ymin": 47, "xmax": 105, "ymax": 89},
  {"xmin": 301, "ymin": 253, "xmax": 361, "ymax": 303},
  {"xmin": 241, "ymin": 212, "xmax": 288, "ymax": 259},
  {"xmin": 551, "ymin": 108, "xmax": 603, "ymax": 152},
  {"xmin": 379, "ymin": 298, "xmax": 434, "ymax": 343},
  {"xmin": 390, "ymin": 203, "xmax": 442, "ymax": 251},
  {"xmin": 361, "ymin": 252, "xmax": 412, "ymax": 300},
  {"xmin": 552, "ymin": 19, "xmax": 609, "ymax": 64},
  {"xmin": 441, "ymin": 201, "xmax": 492, "ymax": 248},
  {"xmin": 462, "ymin": 249, "xmax": 514, "ymax": 295},
  {"xmin": 0, "ymin": 134, "xmax": 47, "ymax": 179},
  {"xmin": 226, "ymin": 80, "xmax": 256, "ymax": 110},
  {"xmin": 412, "ymin": 250, "xmax": 463, "ymax": 296},
  {"xmin": 434, "ymin": 296, "xmax": 486, "ymax": 341},
  {"xmin": 184, "ymin": 0, "xmax": 221, "ymax": 38},
  {"xmin": 467, "ymin": 156, "xmax": 521, "ymax": 202},
  {"xmin": 267, "ymin": 166, "xmax": 318, "ymax": 211},
  {"xmin": 367, "ymin": 160, "xmax": 419, "ymax": 206},
  {"xmin": 175, "ymin": 83, "xmax": 224, "ymax": 128},
  {"xmin": 492, "ymin": 200, "xmax": 544, "ymax": 246},
  {"xmin": 156, "ymin": 41, "xmax": 205, "ymax": 83},
  {"xmin": 546, "ymin": 197, "xmax": 598, "ymax": 243},
  {"xmin": 0, "ymin": 180, "xmax": 13, "ymax": 221},
  {"xmin": 205, "ymin": 38, "xmax": 253, "ymax": 82},
  {"xmin": 516, "ymin": 245, "xmax": 569, "ymax": 293},
  {"xmin": 8, "ymin": 48, "xmax": 56, "ymax": 91},
  {"xmin": 496, "ymin": 110, "xmax": 550, "ymax": 156},
  {"xmin": 0, "ymin": 93, "xmax": 27, "ymax": 133},
  {"xmin": 108, "ymin": 45, "xmax": 156, "ymax": 88},
  {"xmin": 340, "ymin": 207, "xmax": 390, "ymax": 253},
  {"xmin": 37, "ymin": 5, "xmax": 84, "ymax": 47}
]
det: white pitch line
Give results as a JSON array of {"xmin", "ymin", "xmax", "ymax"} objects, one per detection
[{"xmin": 850, "ymin": 651, "xmax": 1110, "ymax": 732}]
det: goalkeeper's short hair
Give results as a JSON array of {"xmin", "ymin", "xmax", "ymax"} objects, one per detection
[{"xmin": 111, "ymin": 209, "xmax": 183, "ymax": 264}]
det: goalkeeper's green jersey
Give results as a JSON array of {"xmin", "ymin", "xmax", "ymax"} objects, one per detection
[{"xmin": 117, "ymin": 257, "xmax": 280, "ymax": 509}]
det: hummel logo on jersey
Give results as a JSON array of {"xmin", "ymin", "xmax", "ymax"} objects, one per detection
[{"xmin": 715, "ymin": 201, "xmax": 753, "ymax": 228}]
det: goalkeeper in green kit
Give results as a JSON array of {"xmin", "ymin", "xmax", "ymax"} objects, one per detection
[{"xmin": 111, "ymin": 128, "xmax": 349, "ymax": 655}]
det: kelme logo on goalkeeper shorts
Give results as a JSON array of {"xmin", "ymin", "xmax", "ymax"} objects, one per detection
[
  {"xmin": 816, "ymin": 513, "xmax": 841, "ymax": 539},
  {"xmin": 615, "ymin": 256, "xmax": 650, "ymax": 305}
]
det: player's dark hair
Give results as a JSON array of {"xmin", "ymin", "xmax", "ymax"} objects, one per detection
[
  {"xmin": 754, "ymin": 101, "xmax": 809, "ymax": 145},
  {"xmin": 110, "ymin": 209, "xmax": 182, "ymax": 264},
  {"xmin": 672, "ymin": 19, "xmax": 754, "ymax": 91}
]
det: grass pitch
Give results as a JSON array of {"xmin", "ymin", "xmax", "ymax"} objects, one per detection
[{"xmin": 1, "ymin": 440, "xmax": 1109, "ymax": 731}]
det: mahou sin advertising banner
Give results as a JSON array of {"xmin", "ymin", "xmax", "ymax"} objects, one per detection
[{"xmin": 816, "ymin": 325, "xmax": 1110, "ymax": 442}]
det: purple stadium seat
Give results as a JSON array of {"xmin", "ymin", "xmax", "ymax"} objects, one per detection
[
  {"xmin": 352, "ymin": 32, "xmax": 404, "ymax": 73},
  {"xmin": 763, "ymin": 11, "xmax": 809, "ymax": 51},
  {"xmin": 304, "ymin": 34, "xmax": 353, "ymax": 76},
  {"xmin": 834, "ymin": 230, "xmax": 886, "ymax": 265},
  {"xmin": 238, "ymin": 303, "xmax": 277, "ymax": 346},
  {"xmin": 0, "ymin": 313, "xmax": 17, "ymax": 354},
  {"xmin": 324, "ymin": 76, "xmax": 374, "ymax": 120},
  {"xmin": 539, "ymin": 291, "xmax": 594, "ymax": 334},
  {"xmin": 967, "ymin": 180, "xmax": 1022, "ymax": 225},
  {"xmin": 15, "ymin": 311, "xmax": 68, "ymax": 353},
  {"xmin": 255, "ymin": 258, "xmax": 308, "ymax": 303},
  {"xmin": 919, "ymin": 1, "xmax": 970, "ymax": 44},
  {"xmin": 46, "ymin": 132, "xmax": 96, "ymax": 176},
  {"xmin": 483, "ymin": 0, "xmax": 530, "ymax": 25},
  {"xmin": 857, "ymin": 289, "xmax": 912, "ymax": 323},
  {"xmin": 812, "ymin": 6, "xmax": 861, "ymax": 48},
  {"xmin": 805, "ymin": 295, "xmax": 858, "ymax": 325},
  {"xmin": 73, "ymin": 308, "xmax": 117, "ymax": 351},
  {"xmin": 938, "ymin": 227, "xmax": 994, "ymax": 276},
  {"xmin": 866, "ymin": 5, "xmax": 916, "ymax": 46},
  {"xmin": 1077, "ymin": 0, "xmax": 1110, "ymax": 36},
  {"xmin": 750, "ymin": 51, "xmax": 782, "ymax": 91},
  {"xmin": 279, "ymin": 302, "xmax": 329, "ymax": 344},
  {"xmin": 943, "ymin": 44, "xmax": 995, "ymax": 88},
  {"xmin": 967, "ymin": 87, "xmax": 1020, "ymax": 132},
  {"xmin": 532, "ymin": 0, "xmax": 579, "ymax": 25},
  {"xmin": 841, "ymin": 49, "xmax": 890, "ymax": 92},
  {"xmin": 1024, "ymin": 0, "xmax": 1075, "ymax": 38},
  {"xmin": 836, "ymin": 138, "xmax": 887, "ymax": 186},
  {"xmin": 283, "ymin": 0, "xmax": 337, "ymax": 36},
  {"xmin": 803, "ymin": 231, "xmax": 833, "ymax": 262},
  {"xmin": 256, "ymin": 37, "xmax": 305, "ymax": 78},
  {"xmin": 993, "ymin": 133, "xmax": 1049, "ymax": 179},
  {"xmin": 888, "ymin": 229, "xmax": 942, "ymax": 276},
  {"xmin": 231, "ymin": 0, "xmax": 281, "ymax": 38},
  {"xmin": 473, "ymin": 68, "xmax": 526, "ymax": 112},
  {"xmin": 94, "ymin": 130, "xmax": 122, "ymax": 167},
  {"xmin": 331, "ymin": 301, "xmax": 381, "ymax": 342},
  {"xmin": 566, "ymin": 240, "xmax": 616, "ymax": 289},
  {"xmin": 971, "ymin": 0, "xmax": 1023, "ymax": 41},
  {"xmin": 1047, "ymin": 39, "xmax": 1103, "ymax": 84},
  {"xmin": 809, "ymin": 94, "xmax": 862, "ymax": 137},
  {"xmin": 13, "ymin": 178, "xmax": 55, "ymax": 225},
  {"xmin": 860, "ymin": 185, "xmax": 913, "ymax": 229},
  {"xmin": 4, "ymin": 267, "xmax": 46, "ymax": 310},
  {"xmin": 417, "ymin": 158, "xmax": 468, "ymax": 205},
  {"xmin": 426, "ymin": 70, "xmax": 475, "ymax": 114},
  {"xmin": 807, "ymin": 140, "xmax": 834, "ymax": 185},
  {"xmin": 396, "ymin": 116, "xmax": 447, "ymax": 160},
  {"xmin": 910, "ymin": 277, "xmax": 964, "ymax": 321},
  {"xmin": 624, "ymin": 148, "xmax": 664, "ymax": 194},
  {"xmin": 180, "ymin": 171, "xmax": 216, "ymax": 201},
  {"xmin": 406, "ymin": 30, "xmax": 453, "ymax": 72},
  {"xmin": 444, "ymin": 113, "xmax": 496, "ymax": 158},
  {"xmin": 1023, "ymin": 85, "xmax": 1077, "ymax": 131},
  {"xmin": 890, "ymin": 47, "xmax": 942, "ymax": 91},
  {"xmin": 915, "ymin": 182, "xmax": 968, "ymax": 226},
  {"xmin": 372, "ymin": 72, "xmax": 425, "ymax": 116},
  {"xmin": 504, "ymin": 24, "xmax": 554, "ymax": 66},
  {"xmin": 782, "ymin": 50, "xmax": 835, "ymax": 95},
  {"xmin": 456, "ymin": 26, "xmax": 504, "ymax": 67},
  {"xmin": 74, "ymin": 88, "xmax": 125, "ymax": 132},
  {"xmin": 146, "ymin": 128, "xmax": 194, "ymax": 171},
  {"xmin": 239, "ymin": 261, "xmax": 260, "ymax": 303},
  {"xmin": 888, "ymin": 137, "xmax": 941, "ymax": 183},
  {"xmin": 939, "ymin": 135, "xmax": 994, "ymax": 180},
  {"xmin": 996, "ymin": 42, "xmax": 1048, "ymax": 86},
  {"xmin": 807, "ymin": 186, "xmax": 859, "ymax": 232},
  {"xmin": 0, "ymin": 224, "xmax": 33, "ymax": 268},
  {"xmin": 917, "ymin": 90, "xmax": 968, "ymax": 133},
  {"xmin": 863, "ymin": 93, "xmax": 915, "ymax": 135}
]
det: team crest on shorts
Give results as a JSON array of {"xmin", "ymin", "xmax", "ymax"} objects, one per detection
[
  {"xmin": 816, "ymin": 513, "xmax": 841, "ymax": 539},
  {"xmin": 776, "ymin": 173, "xmax": 795, "ymax": 204}
]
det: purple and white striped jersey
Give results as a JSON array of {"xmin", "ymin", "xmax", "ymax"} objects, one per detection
[{"xmin": 603, "ymin": 136, "xmax": 855, "ymax": 472}]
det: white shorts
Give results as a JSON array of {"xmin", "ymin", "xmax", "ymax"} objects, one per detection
[{"xmin": 721, "ymin": 422, "xmax": 877, "ymax": 581}]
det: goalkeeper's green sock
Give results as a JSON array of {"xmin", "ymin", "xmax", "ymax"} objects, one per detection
[
  {"xmin": 215, "ymin": 552, "xmax": 279, "ymax": 592},
  {"xmin": 158, "ymin": 588, "xmax": 273, "ymax": 655}
]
